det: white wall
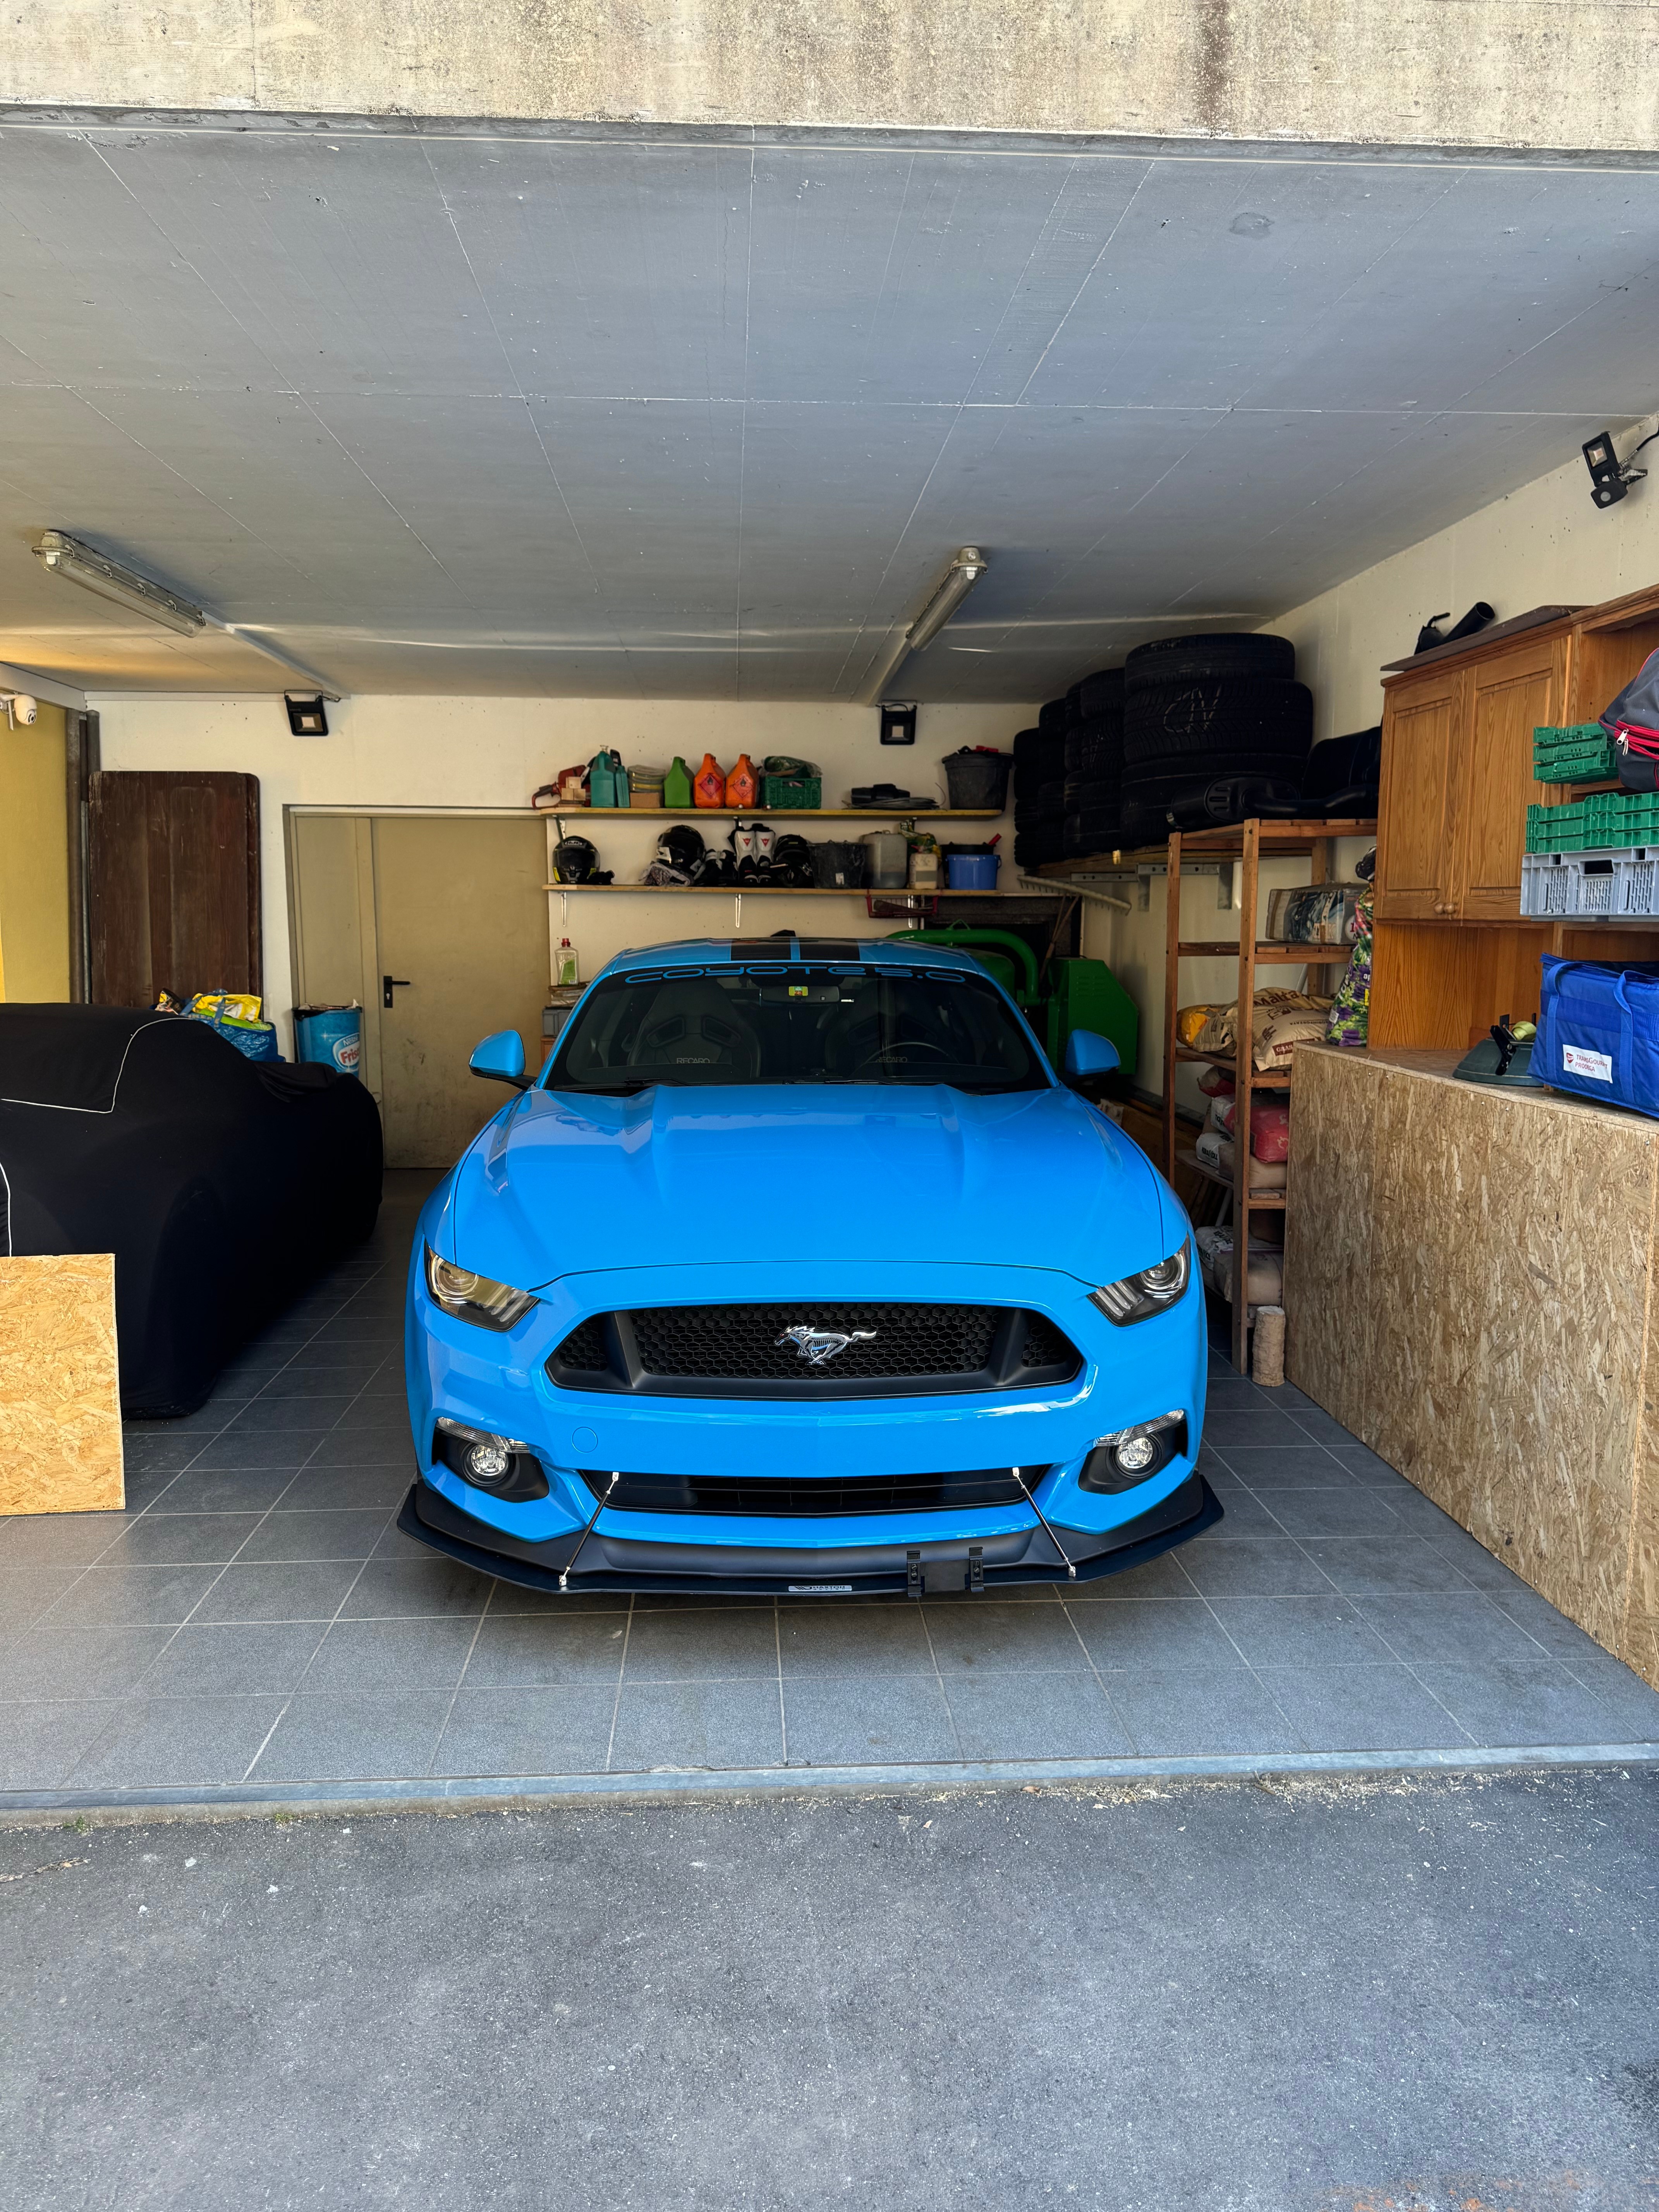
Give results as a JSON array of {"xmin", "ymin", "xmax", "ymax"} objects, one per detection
[
  {"xmin": 91, "ymin": 695, "xmax": 1033, "ymax": 1038},
  {"xmin": 1096, "ymin": 413, "xmax": 1659, "ymax": 1110}
]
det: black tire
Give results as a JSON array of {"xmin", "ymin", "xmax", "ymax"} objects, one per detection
[
  {"xmin": 1120, "ymin": 769, "xmax": 1304, "ymax": 845},
  {"xmin": 1036, "ymin": 776, "xmax": 1066, "ymax": 817},
  {"xmin": 1064, "ymin": 681, "xmax": 1085, "ymax": 726},
  {"xmin": 1064, "ymin": 773, "xmax": 1119, "ymax": 812},
  {"xmin": 1123, "ymin": 677, "xmax": 1312, "ymax": 768},
  {"xmin": 1038, "ymin": 698, "xmax": 1069, "ymax": 734},
  {"xmin": 1124, "ymin": 632, "xmax": 1295, "ymax": 687},
  {"xmin": 1077, "ymin": 668, "xmax": 1124, "ymax": 719},
  {"xmin": 1063, "ymin": 813, "xmax": 1121, "ymax": 857},
  {"xmin": 1065, "ymin": 714, "xmax": 1123, "ymax": 779},
  {"xmin": 1302, "ymin": 726, "xmax": 1381, "ymax": 811}
]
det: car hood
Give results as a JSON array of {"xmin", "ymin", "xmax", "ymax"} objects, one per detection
[{"xmin": 438, "ymin": 1082, "xmax": 1177, "ymax": 1290}]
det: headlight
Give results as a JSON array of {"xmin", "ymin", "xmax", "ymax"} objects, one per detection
[
  {"xmin": 424, "ymin": 1246, "xmax": 538, "ymax": 1332},
  {"xmin": 1088, "ymin": 1242, "xmax": 1191, "ymax": 1326}
]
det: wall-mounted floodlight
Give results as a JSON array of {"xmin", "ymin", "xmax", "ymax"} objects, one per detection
[
  {"xmin": 1583, "ymin": 429, "xmax": 1656, "ymax": 510},
  {"xmin": 858, "ymin": 546, "xmax": 989, "ymax": 704},
  {"xmin": 35, "ymin": 530, "xmax": 207, "ymax": 635}
]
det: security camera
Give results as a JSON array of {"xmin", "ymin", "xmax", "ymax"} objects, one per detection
[{"xmin": 0, "ymin": 694, "xmax": 37, "ymax": 728}]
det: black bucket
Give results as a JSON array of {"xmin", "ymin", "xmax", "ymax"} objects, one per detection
[
  {"xmin": 943, "ymin": 749, "xmax": 1014, "ymax": 811},
  {"xmin": 813, "ymin": 840, "xmax": 866, "ymax": 889}
]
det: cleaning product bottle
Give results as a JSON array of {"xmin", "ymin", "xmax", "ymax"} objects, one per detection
[
  {"xmin": 694, "ymin": 753, "xmax": 726, "ymax": 808},
  {"xmin": 725, "ymin": 752, "xmax": 759, "ymax": 807},
  {"xmin": 588, "ymin": 749, "xmax": 620, "ymax": 808},
  {"xmin": 663, "ymin": 756, "xmax": 693, "ymax": 810},
  {"xmin": 555, "ymin": 938, "xmax": 580, "ymax": 988}
]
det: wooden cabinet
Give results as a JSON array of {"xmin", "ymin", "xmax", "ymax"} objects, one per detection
[{"xmin": 1375, "ymin": 623, "xmax": 1567, "ymax": 925}]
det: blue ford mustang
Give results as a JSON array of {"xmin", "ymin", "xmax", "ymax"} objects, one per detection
[{"xmin": 399, "ymin": 935, "xmax": 1217, "ymax": 1597}]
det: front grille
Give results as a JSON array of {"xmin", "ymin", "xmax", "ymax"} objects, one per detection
[
  {"xmin": 547, "ymin": 1302, "xmax": 1082, "ymax": 1399},
  {"xmin": 577, "ymin": 1466, "xmax": 1047, "ymax": 1516}
]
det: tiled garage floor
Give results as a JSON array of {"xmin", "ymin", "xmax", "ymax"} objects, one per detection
[{"xmin": 3, "ymin": 1173, "xmax": 1657, "ymax": 1805}]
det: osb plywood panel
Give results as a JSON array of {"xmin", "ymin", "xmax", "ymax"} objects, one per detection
[
  {"xmin": 1287, "ymin": 1048, "xmax": 1659, "ymax": 1691},
  {"xmin": 0, "ymin": 1255, "xmax": 124, "ymax": 1516}
]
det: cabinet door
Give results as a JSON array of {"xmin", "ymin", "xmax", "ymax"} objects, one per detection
[
  {"xmin": 1374, "ymin": 673, "xmax": 1459, "ymax": 920},
  {"xmin": 1453, "ymin": 637, "xmax": 1566, "ymax": 921}
]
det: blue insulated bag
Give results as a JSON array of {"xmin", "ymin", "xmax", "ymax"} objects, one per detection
[{"xmin": 1537, "ymin": 955, "xmax": 1659, "ymax": 1116}]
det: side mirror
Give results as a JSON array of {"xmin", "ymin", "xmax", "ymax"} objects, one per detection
[
  {"xmin": 469, "ymin": 1029, "xmax": 529, "ymax": 1090},
  {"xmin": 1063, "ymin": 1029, "xmax": 1120, "ymax": 1083}
]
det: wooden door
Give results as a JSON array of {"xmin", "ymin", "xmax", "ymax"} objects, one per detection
[
  {"xmin": 371, "ymin": 816, "xmax": 549, "ymax": 1170},
  {"xmin": 88, "ymin": 771, "xmax": 259, "ymax": 1006},
  {"xmin": 1453, "ymin": 635, "xmax": 1567, "ymax": 921},
  {"xmin": 1374, "ymin": 671, "xmax": 1460, "ymax": 921}
]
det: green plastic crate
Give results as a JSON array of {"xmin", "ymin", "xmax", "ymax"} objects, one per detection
[
  {"xmin": 758, "ymin": 775, "xmax": 822, "ymax": 809},
  {"xmin": 1532, "ymin": 719, "xmax": 1616, "ymax": 782}
]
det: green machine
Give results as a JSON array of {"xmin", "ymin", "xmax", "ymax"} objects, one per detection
[{"xmin": 886, "ymin": 926, "xmax": 1139, "ymax": 1076}]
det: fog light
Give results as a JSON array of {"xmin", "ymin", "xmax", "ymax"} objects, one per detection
[
  {"xmin": 466, "ymin": 1440, "xmax": 512, "ymax": 1484},
  {"xmin": 1079, "ymin": 1412, "xmax": 1188, "ymax": 1494},
  {"xmin": 433, "ymin": 1416, "xmax": 550, "ymax": 1502},
  {"xmin": 1114, "ymin": 1434, "xmax": 1157, "ymax": 1475}
]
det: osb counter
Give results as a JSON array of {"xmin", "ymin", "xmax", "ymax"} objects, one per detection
[{"xmin": 1286, "ymin": 1044, "xmax": 1659, "ymax": 1691}]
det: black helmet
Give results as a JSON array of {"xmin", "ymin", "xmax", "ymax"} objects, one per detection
[
  {"xmin": 553, "ymin": 835, "xmax": 603, "ymax": 884},
  {"xmin": 657, "ymin": 825, "xmax": 705, "ymax": 872}
]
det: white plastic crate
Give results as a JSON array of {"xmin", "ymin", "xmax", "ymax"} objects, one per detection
[{"xmin": 1520, "ymin": 846, "xmax": 1659, "ymax": 919}]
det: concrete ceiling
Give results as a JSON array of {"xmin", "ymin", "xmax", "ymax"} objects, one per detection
[{"xmin": 1, "ymin": 117, "xmax": 1656, "ymax": 702}]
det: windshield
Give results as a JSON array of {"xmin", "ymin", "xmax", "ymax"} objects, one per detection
[{"xmin": 545, "ymin": 963, "xmax": 1048, "ymax": 1096}]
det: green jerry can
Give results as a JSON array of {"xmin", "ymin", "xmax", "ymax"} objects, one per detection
[
  {"xmin": 663, "ymin": 756, "xmax": 694, "ymax": 809},
  {"xmin": 588, "ymin": 749, "xmax": 628, "ymax": 808},
  {"xmin": 1041, "ymin": 957, "xmax": 1138, "ymax": 1077}
]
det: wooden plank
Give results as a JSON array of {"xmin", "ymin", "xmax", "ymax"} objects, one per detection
[
  {"xmin": 1231, "ymin": 817, "xmax": 1261, "ymax": 1370},
  {"xmin": 0, "ymin": 1254, "xmax": 124, "ymax": 1515},
  {"xmin": 1286, "ymin": 1044, "xmax": 1659, "ymax": 1692},
  {"xmin": 1161, "ymin": 829, "xmax": 1182, "ymax": 1180},
  {"xmin": 1177, "ymin": 942, "xmax": 1352, "ymax": 962}
]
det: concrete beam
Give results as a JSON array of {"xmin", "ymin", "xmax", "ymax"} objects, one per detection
[{"xmin": 3, "ymin": 0, "xmax": 1656, "ymax": 154}]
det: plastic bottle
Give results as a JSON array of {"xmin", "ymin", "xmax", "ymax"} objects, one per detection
[
  {"xmin": 694, "ymin": 753, "xmax": 726, "ymax": 809},
  {"xmin": 724, "ymin": 752, "xmax": 759, "ymax": 807},
  {"xmin": 555, "ymin": 938, "xmax": 580, "ymax": 987},
  {"xmin": 588, "ymin": 749, "xmax": 620, "ymax": 808},
  {"xmin": 663, "ymin": 756, "xmax": 694, "ymax": 810}
]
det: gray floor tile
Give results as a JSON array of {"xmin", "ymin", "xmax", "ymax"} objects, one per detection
[
  {"xmin": 101, "ymin": 1513, "xmax": 265, "ymax": 1566},
  {"xmin": 620, "ymin": 1606, "xmax": 780, "ymax": 1683},
  {"xmin": 1354, "ymin": 1592, "xmax": 1549, "ymax": 1666},
  {"xmin": 1409, "ymin": 1522, "xmax": 1530, "ymax": 1594},
  {"xmin": 192, "ymin": 1560, "xmax": 364, "ymax": 1623},
  {"xmin": 1212, "ymin": 1446, "xmax": 1357, "ymax": 1490},
  {"xmin": 368, "ymin": 1520, "xmax": 434, "ymax": 1560},
  {"xmin": 1562, "ymin": 1651, "xmax": 1659, "ymax": 1739},
  {"xmin": 1068, "ymin": 1599, "xmax": 1243, "ymax": 1671},
  {"xmin": 284, "ymin": 1345, "xmax": 378, "ymax": 1370},
  {"xmin": 1185, "ymin": 1491, "xmax": 1282, "ymax": 1538},
  {"xmin": 1288, "ymin": 1405, "xmax": 1364, "ymax": 1449},
  {"xmin": 1110, "ymin": 1668, "xmax": 1303, "ymax": 1756},
  {"xmin": 277, "ymin": 1466, "xmax": 415, "ymax": 1513},
  {"xmin": 778, "ymin": 1604, "xmax": 936, "ymax": 1678},
  {"xmin": 118, "ymin": 1467, "xmax": 189, "ymax": 1514},
  {"xmin": 0, "ymin": 1700, "xmax": 124, "ymax": 1789},
  {"xmin": 1208, "ymin": 1596, "xmax": 1393, "ymax": 1668},
  {"xmin": 235, "ymin": 1510, "xmax": 392, "ymax": 1563},
  {"xmin": 67, "ymin": 1695, "xmax": 286, "ymax": 1787},
  {"xmin": 922, "ymin": 1604, "xmax": 1088, "ymax": 1674},
  {"xmin": 253, "ymin": 1370, "xmax": 371, "ymax": 1401},
  {"xmin": 434, "ymin": 1686, "xmax": 617, "ymax": 1777},
  {"xmin": 1251, "ymin": 1488, "xmax": 1408, "ymax": 1539},
  {"xmin": 609, "ymin": 1680, "xmax": 784, "ymax": 1771},
  {"xmin": 2, "ymin": 1623, "xmax": 177, "ymax": 1699},
  {"xmin": 335, "ymin": 1407, "xmax": 414, "ymax": 1436},
  {"xmin": 137, "ymin": 1465, "xmax": 295, "ymax": 1515},
  {"xmin": 1179, "ymin": 1538, "xmax": 1336, "ymax": 1599},
  {"xmin": 783, "ymin": 1675, "xmax": 959, "ymax": 1765},
  {"xmin": 1331, "ymin": 1444, "xmax": 1412, "ymax": 1486},
  {"xmin": 339, "ymin": 1558, "xmax": 493, "ymax": 1619},
  {"xmin": 119, "ymin": 1437, "xmax": 203, "ymax": 1474},
  {"xmin": 1485, "ymin": 1584, "xmax": 1614, "ymax": 1664},
  {"xmin": 250, "ymin": 1690, "xmax": 453, "ymax": 1781},
  {"xmin": 1062, "ymin": 1553, "xmax": 1197, "ymax": 1601},
  {"xmin": 306, "ymin": 1435, "xmax": 419, "ymax": 1469},
  {"xmin": 0, "ymin": 1567, "xmax": 91, "ymax": 1631},
  {"xmin": 131, "ymin": 1398, "xmax": 250, "ymax": 1437},
  {"xmin": 187, "ymin": 1436, "xmax": 321, "ymax": 1472},
  {"xmin": 1255, "ymin": 1664, "xmax": 1474, "ymax": 1752},
  {"xmin": 1203, "ymin": 1379, "xmax": 1273, "ymax": 1411},
  {"xmin": 140, "ymin": 1621, "xmax": 329, "ymax": 1696},
  {"xmin": 1298, "ymin": 1537, "xmax": 1479, "ymax": 1596},
  {"xmin": 0, "ymin": 1515, "xmax": 133, "ymax": 1566},
  {"xmin": 1202, "ymin": 1411, "xmax": 1314, "ymax": 1449},
  {"xmin": 941, "ymin": 1670, "xmax": 1132, "ymax": 1760},
  {"xmin": 38, "ymin": 1564, "xmax": 222, "ymax": 1628},
  {"xmin": 484, "ymin": 1581, "xmax": 631, "ymax": 1615},
  {"xmin": 1412, "ymin": 1659, "xmax": 1635, "ymax": 1747},
  {"xmin": 463, "ymin": 1613, "xmax": 629, "ymax": 1687},
  {"xmin": 302, "ymin": 1616, "xmax": 481, "ymax": 1692},
  {"xmin": 225, "ymin": 1399, "xmax": 353, "ymax": 1434}
]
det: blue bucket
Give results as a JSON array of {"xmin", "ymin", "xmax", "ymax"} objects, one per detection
[
  {"xmin": 947, "ymin": 852, "xmax": 1000, "ymax": 890},
  {"xmin": 295, "ymin": 1004, "xmax": 362, "ymax": 1078}
]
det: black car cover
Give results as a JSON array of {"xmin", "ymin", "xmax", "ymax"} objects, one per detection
[{"xmin": 0, "ymin": 1005, "xmax": 383, "ymax": 1417}]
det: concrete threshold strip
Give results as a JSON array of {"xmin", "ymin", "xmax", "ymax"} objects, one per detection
[{"xmin": 5, "ymin": 1741, "xmax": 1659, "ymax": 1830}]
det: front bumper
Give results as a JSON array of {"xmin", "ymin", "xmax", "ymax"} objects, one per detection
[{"xmin": 397, "ymin": 1470, "xmax": 1223, "ymax": 1596}]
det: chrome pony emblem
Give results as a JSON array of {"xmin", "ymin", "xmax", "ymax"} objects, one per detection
[{"xmin": 777, "ymin": 1324, "xmax": 878, "ymax": 1367}]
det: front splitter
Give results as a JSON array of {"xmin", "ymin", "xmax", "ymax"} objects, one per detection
[{"xmin": 395, "ymin": 1470, "xmax": 1223, "ymax": 1596}]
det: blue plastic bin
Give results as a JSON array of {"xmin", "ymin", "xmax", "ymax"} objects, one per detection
[
  {"xmin": 946, "ymin": 852, "xmax": 1000, "ymax": 890},
  {"xmin": 294, "ymin": 1004, "xmax": 362, "ymax": 1077},
  {"xmin": 1536, "ymin": 956, "xmax": 1659, "ymax": 1116}
]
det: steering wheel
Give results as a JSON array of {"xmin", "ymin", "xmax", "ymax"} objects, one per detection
[{"xmin": 854, "ymin": 1040, "xmax": 953, "ymax": 1075}]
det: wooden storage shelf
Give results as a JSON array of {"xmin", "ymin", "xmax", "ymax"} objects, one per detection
[
  {"xmin": 1177, "ymin": 1148, "xmax": 1287, "ymax": 1208},
  {"xmin": 1161, "ymin": 816, "xmax": 1372, "ymax": 1371},
  {"xmin": 541, "ymin": 883, "xmax": 1042, "ymax": 897},
  {"xmin": 1041, "ymin": 819, "xmax": 1378, "ymax": 876},
  {"xmin": 543, "ymin": 807, "xmax": 1002, "ymax": 822}
]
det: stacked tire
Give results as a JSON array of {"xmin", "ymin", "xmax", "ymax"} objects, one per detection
[
  {"xmin": 1013, "ymin": 700, "xmax": 1068, "ymax": 870},
  {"xmin": 1062, "ymin": 668, "xmax": 1125, "ymax": 858},
  {"xmin": 1118, "ymin": 633, "xmax": 1311, "ymax": 849}
]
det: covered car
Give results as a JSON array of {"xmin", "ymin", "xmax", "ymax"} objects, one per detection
[{"xmin": 0, "ymin": 1004, "xmax": 382, "ymax": 1415}]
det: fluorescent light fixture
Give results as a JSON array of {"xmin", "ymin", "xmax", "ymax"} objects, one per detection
[
  {"xmin": 857, "ymin": 545, "xmax": 989, "ymax": 703},
  {"xmin": 34, "ymin": 531, "xmax": 207, "ymax": 637}
]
